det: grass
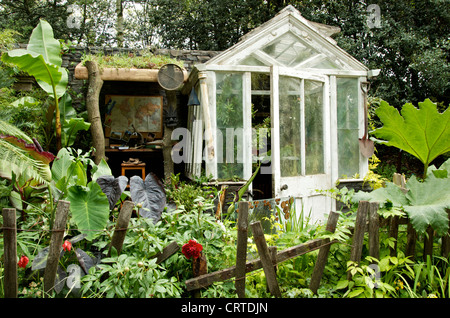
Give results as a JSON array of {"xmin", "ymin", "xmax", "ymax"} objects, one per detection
[{"xmin": 81, "ymin": 50, "xmax": 184, "ymax": 70}]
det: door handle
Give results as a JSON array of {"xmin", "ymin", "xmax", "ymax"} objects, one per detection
[{"xmin": 280, "ymin": 184, "xmax": 288, "ymax": 191}]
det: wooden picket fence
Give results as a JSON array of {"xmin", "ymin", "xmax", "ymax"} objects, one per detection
[
  {"xmin": 2, "ymin": 200, "xmax": 180, "ymax": 298},
  {"xmin": 3, "ymin": 172, "xmax": 449, "ymax": 298},
  {"xmin": 186, "ymin": 173, "xmax": 450, "ymax": 297}
]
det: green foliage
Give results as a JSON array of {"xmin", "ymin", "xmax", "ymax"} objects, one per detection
[
  {"xmin": 1, "ymin": 20, "xmax": 68, "ymax": 100},
  {"xmin": 372, "ymin": 99, "xmax": 450, "ymax": 177},
  {"xmin": 0, "ymin": 121, "xmax": 54, "ymax": 184},
  {"xmin": 353, "ymin": 168, "xmax": 450, "ymax": 236},
  {"xmin": 67, "ymin": 182, "xmax": 110, "ymax": 241},
  {"xmin": 81, "ymin": 51, "xmax": 184, "ymax": 70}
]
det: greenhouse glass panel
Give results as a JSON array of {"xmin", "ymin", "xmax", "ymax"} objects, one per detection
[
  {"xmin": 337, "ymin": 77, "xmax": 360, "ymax": 178},
  {"xmin": 304, "ymin": 80, "xmax": 324, "ymax": 175},
  {"xmin": 262, "ymin": 31, "xmax": 315, "ymax": 67},
  {"xmin": 216, "ymin": 72, "xmax": 244, "ymax": 180},
  {"xmin": 279, "ymin": 76, "xmax": 302, "ymax": 177}
]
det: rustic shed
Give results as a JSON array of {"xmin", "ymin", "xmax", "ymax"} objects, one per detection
[{"xmin": 181, "ymin": 5, "xmax": 380, "ymax": 221}]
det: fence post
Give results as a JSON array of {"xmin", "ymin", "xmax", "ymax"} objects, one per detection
[
  {"xmin": 251, "ymin": 221, "xmax": 281, "ymax": 297},
  {"xmin": 348, "ymin": 201, "xmax": 369, "ymax": 280},
  {"xmin": 3, "ymin": 208, "xmax": 17, "ymax": 298},
  {"xmin": 108, "ymin": 200, "xmax": 134, "ymax": 256},
  {"xmin": 235, "ymin": 201, "xmax": 249, "ymax": 298},
  {"xmin": 442, "ymin": 210, "xmax": 450, "ymax": 259},
  {"xmin": 368, "ymin": 202, "xmax": 380, "ymax": 260},
  {"xmin": 44, "ymin": 200, "xmax": 70, "ymax": 296},
  {"xmin": 309, "ymin": 211, "xmax": 339, "ymax": 294},
  {"xmin": 406, "ymin": 222, "xmax": 417, "ymax": 260},
  {"xmin": 423, "ymin": 226, "xmax": 434, "ymax": 261}
]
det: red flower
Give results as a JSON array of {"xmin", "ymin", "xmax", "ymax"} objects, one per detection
[
  {"xmin": 62, "ymin": 240, "xmax": 72, "ymax": 252},
  {"xmin": 18, "ymin": 255, "xmax": 29, "ymax": 268},
  {"xmin": 182, "ymin": 240, "xmax": 203, "ymax": 260}
]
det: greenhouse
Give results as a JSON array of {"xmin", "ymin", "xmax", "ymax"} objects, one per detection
[{"xmin": 182, "ymin": 5, "xmax": 380, "ymax": 221}]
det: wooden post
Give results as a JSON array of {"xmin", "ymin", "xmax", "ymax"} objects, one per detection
[
  {"xmin": 406, "ymin": 222, "xmax": 417, "ymax": 260},
  {"xmin": 108, "ymin": 200, "xmax": 134, "ymax": 256},
  {"xmin": 390, "ymin": 173, "xmax": 406, "ymax": 257},
  {"xmin": 348, "ymin": 201, "xmax": 369, "ymax": 280},
  {"xmin": 388, "ymin": 216, "xmax": 399, "ymax": 256},
  {"xmin": 441, "ymin": 210, "xmax": 450, "ymax": 259},
  {"xmin": 85, "ymin": 60, "xmax": 105, "ymax": 165},
  {"xmin": 44, "ymin": 200, "xmax": 70, "ymax": 296},
  {"xmin": 3, "ymin": 208, "xmax": 18, "ymax": 298},
  {"xmin": 423, "ymin": 226, "xmax": 434, "ymax": 261},
  {"xmin": 368, "ymin": 202, "xmax": 380, "ymax": 260},
  {"xmin": 163, "ymin": 91, "xmax": 176, "ymax": 182},
  {"xmin": 251, "ymin": 221, "xmax": 281, "ymax": 297},
  {"xmin": 235, "ymin": 201, "xmax": 249, "ymax": 297},
  {"xmin": 309, "ymin": 211, "xmax": 340, "ymax": 294}
]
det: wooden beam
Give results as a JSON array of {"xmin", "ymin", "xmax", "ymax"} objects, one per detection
[
  {"xmin": 185, "ymin": 237, "xmax": 328, "ymax": 291},
  {"xmin": 155, "ymin": 241, "xmax": 179, "ymax": 264},
  {"xmin": 75, "ymin": 63, "xmax": 188, "ymax": 82},
  {"xmin": 85, "ymin": 60, "xmax": 105, "ymax": 165}
]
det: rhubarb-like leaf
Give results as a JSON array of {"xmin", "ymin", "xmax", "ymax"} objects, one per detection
[
  {"xmin": 353, "ymin": 174, "xmax": 450, "ymax": 236},
  {"xmin": 372, "ymin": 99, "xmax": 450, "ymax": 176}
]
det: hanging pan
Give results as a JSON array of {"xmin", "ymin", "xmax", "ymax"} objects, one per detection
[{"xmin": 359, "ymin": 81, "xmax": 374, "ymax": 157}]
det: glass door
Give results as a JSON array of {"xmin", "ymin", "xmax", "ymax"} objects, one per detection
[{"xmin": 271, "ymin": 66, "xmax": 331, "ymax": 200}]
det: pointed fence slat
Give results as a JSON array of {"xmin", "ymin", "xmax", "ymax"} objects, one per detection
[
  {"xmin": 43, "ymin": 200, "xmax": 70, "ymax": 296},
  {"xmin": 3, "ymin": 208, "xmax": 18, "ymax": 298}
]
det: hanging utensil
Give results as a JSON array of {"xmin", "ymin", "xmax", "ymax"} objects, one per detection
[{"xmin": 359, "ymin": 81, "xmax": 374, "ymax": 157}]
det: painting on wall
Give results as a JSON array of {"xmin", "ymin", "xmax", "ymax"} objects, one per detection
[{"xmin": 104, "ymin": 95, "xmax": 163, "ymax": 139}]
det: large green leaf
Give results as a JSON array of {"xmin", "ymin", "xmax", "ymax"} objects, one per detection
[
  {"xmin": 67, "ymin": 182, "xmax": 110, "ymax": 241},
  {"xmin": 0, "ymin": 20, "xmax": 67, "ymax": 99},
  {"xmin": 404, "ymin": 175, "xmax": 450, "ymax": 236},
  {"xmin": 372, "ymin": 99, "xmax": 450, "ymax": 175},
  {"xmin": 1, "ymin": 49, "xmax": 67, "ymax": 99},
  {"xmin": 27, "ymin": 19, "xmax": 62, "ymax": 67},
  {"xmin": 352, "ymin": 175, "xmax": 450, "ymax": 236},
  {"xmin": 62, "ymin": 118, "xmax": 91, "ymax": 148}
]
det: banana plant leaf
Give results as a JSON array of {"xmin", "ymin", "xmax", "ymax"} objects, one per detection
[
  {"xmin": 0, "ymin": 20, "xmax": 67, "ymax": 99},
  {"xmin": 130, "ymin": 173, "xmax": 166, "ymax": 223},
  {"xmin": 96, "ymin": 175, "xmax": 129, "ymax": 210}
]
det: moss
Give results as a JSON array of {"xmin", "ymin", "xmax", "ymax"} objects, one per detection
[{"xmin": 81, "ymin": 50, "xmax": 184, "ymax": 70}]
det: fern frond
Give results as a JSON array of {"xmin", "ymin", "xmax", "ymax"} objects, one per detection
[{"xmin": 0, "ymin": 138, "xmax": 50, "ymax": 184}]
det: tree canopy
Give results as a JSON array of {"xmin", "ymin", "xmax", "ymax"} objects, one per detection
[{"xmin": 1, "ymin": 0, "xmax": 449, "ymax": 108}]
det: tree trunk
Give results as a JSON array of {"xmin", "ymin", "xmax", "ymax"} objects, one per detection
[
  {"xmin": 116, "ymin": 0, "xmax": 124, "ymax": 47},
  {"xmin": 85, "ymin": 60, "xmax": 105, "ymax": 165}
]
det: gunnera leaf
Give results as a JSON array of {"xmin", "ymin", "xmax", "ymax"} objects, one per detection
[
  {"xmin": 96, "ymin": 175, "xmax": 128, "ymax": 210},
  {"xmin": 130, "ymin": 173, "xmax": 166, "ymax": 223}
]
